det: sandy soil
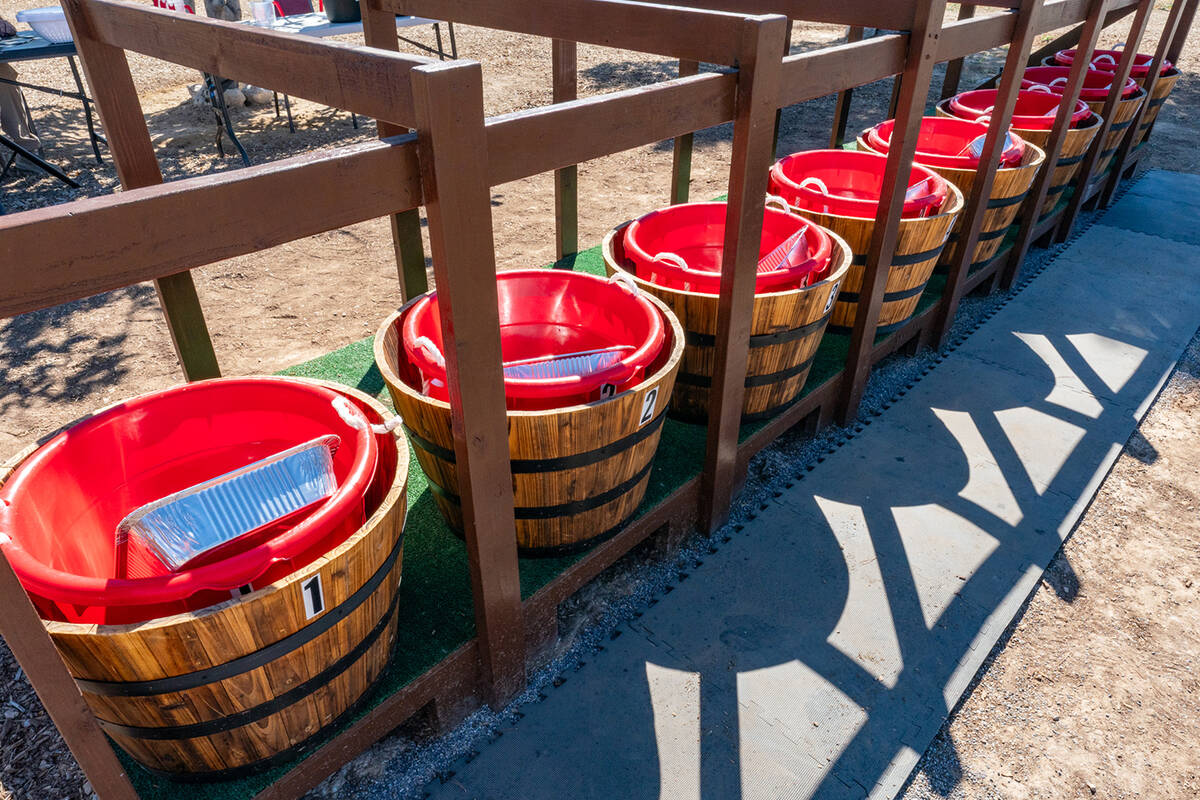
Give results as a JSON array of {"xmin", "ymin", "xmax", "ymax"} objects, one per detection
[{"xmin": 0, "ymin": 4, "xmax": 1195, "ymax": 799}]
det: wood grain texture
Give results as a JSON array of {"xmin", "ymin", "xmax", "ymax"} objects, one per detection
[
  {"xmin": 377, "ymin": 0, "xmax": 754, "ymax": 64},
  {"xmin": 937, "ymin": 101, "xmax": 1102, "ymax": 215},
  {"xmin": 375, "ymin": 294, "xmax": 684, "ymax": 553},
  {"xmin": 602, "ymin": 223, "xmax": 851, "ymax": 421},
  {"xmin": 0, "ymin": 139, "xmax": 422, "ymax": 319},
  {"xmin": 787, "ymin": 182, "xmax": 964, "ymax": 331},
  {"xmin": 15, "ymin": 381, "xmax": 410, "ymax": 775},
  {"xmin": 78, "ymin": 0, "xmax": 429, "ymax": 125}
]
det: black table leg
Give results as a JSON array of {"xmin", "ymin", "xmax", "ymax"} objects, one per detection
[
  {"xmin": 205, "ymin": 72, "xmax": 251, "ymax": 166},
  {"xmin": 0, "ymin": 132, "xmax": 80, "ymax": 187},
  {"xmin": 66, "ymin": 56, "xmax": 104, "ymax": 164}
]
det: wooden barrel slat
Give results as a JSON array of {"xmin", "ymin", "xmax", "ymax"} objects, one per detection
[
  {"xmin": 600, "ymin": 222, "xmax": 852, "ymax": 422},
  {"xmin": 376, "ymin": 292, "xmax": 684, "ymax": 554},
  {"xmin": 1085, "ymin": 87, "xmax": 1147, "ymax": 177},
  {"xmin": 859, "ymin": 132, "xmax": 1044, "ymax": 271},
  {"xmin": 935, "ymin": 100, "xmax": 1102, "ymax": 218},
  {"xmin": 1136, "ymin": 68, "xmax": 1179, "ymax": 145},
  {"xmin": 780, "ymin": 185, "xmax": 963, "ymax": 332},
  {"xmin": 25, "ymin": 380, "xmax": 411, "ymax": 776}
]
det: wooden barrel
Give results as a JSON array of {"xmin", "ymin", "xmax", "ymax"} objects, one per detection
[
  {"xmin": 601, "ymin": 222, "xmax": 851, "ymax": 423},
  {"xmin": 936, "ymin": 100, "xmax": 1102, "ymax": 217},
  {"xmin": 375, "ymin": 291, "xmax": 683, "ymax": 555},
  {"xmin": 1136, "ymin": 67, "xmax": 1180, "ymax": 145},
  {"xmin": 782, "ymin": 182, "xmax": 962, "ymax": 335},
  {"xmin": 1087, "ymin": 87, "xmax": 1146, "ymax": 177},
  {"xmin": 21, "ymin": 379, "xmax": 409, "ymax": 778},
  {"xmin": 859, "ymin": 132, "xmax": 1044, "ymax": 272}
]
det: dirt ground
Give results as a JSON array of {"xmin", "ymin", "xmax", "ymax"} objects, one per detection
[{"xmin": 0, "ymin": 3, "xmax": 1196, "ymax": 799}]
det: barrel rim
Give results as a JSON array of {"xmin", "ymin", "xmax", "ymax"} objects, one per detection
[
  {"xmin": 776, "ymin": 173, "xmax": 965, "ymax": 226},
  {"xmin": 600, "ymin": 221, "xmax": 853, "ymax": 302},
  {"xmin": 37, "ymin": 377, "xmax": 409, "ymax": 637},
  {"xmin": 374, "ymin": 282, "xmax": 687, "ymax": 417},
  {"xmin": 859, "ymin": 133, "xmax": 1046, "ymax": 183}
]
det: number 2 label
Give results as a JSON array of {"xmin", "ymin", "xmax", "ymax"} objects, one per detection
[
  {"xmin": 638, "ymin": 388, "xmax": 658, "ymax": 427},
  {"xmin": 823, "ymin": 282, "xmax": 840, "ymax": 315},
  {"xmin": 301, "ymin": 574, "xmax": 325, "ymax": 619}
]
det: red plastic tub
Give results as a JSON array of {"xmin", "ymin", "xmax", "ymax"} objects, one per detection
[
  {"xmin": 621, "ymin": 202, "xmax": 833, "ymax": 295},
  {"xmin": 769, "ymin": 149, "xmax": 948, "ymax": 219},
  {"xmin": 403, "ymin": 269, "xmax": 665, "ymax": 411},
  {"xmin": 865, "ymin": 116, "xmax": 1026, "ymax": 169},
  {"xmin": 948, "ymin": 89, "xmax": 1092, "ymax": 130},
  {"xmin": 1022, "ymin": 65, "xmax": 1139, "ymax": 102},
  {"xmin": 0, "ymin": 378, "xmax": 378, "ymax": 624},
  {"xmin": 1053, "ymin": 48, "xmax": 1172, "ymax": 77}
]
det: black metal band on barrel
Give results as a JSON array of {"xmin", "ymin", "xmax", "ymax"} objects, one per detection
[
  {"xmin": 1109, "ymin": 118, "xmax": 1134, "ymax": 132},
  {"xmin": 73, "ymin": 529, "xmax": 406, "ymax": 698},
  {"xmin": 517, "ymin": 509, "xmax": 638, "ymax": 558},
  {"xmin": 986, "ymin": 192, "xmax": 1027, "ymax": 209},
  {"xmin": 849, "ymin": 242, "xmax": 947, "ymax": 267},
  {"xmin": 1148, "ymin": 96, "xmax": 1167, "ymax": 108},
  {"xmin": 834, "ymin": 282, "xmax": 927, "ymax": 305},
  {"xmin": 674, "ymin": 352, "xmax": 817, "ymax": 389},
  {"xmin": 1055, "ymin": 153, "xmax": 1087, "ymax": 166},
  {"xmin": 684, "ymin": 311, "xmax": 831, "ymax": 349},
  {"xmin": 1045, "ymin": 182, "xmax": 1068, "ymax": 195},
  {"xmin": 94, "ymin": 578, "xmax": 402, "ymax": 741},
  {"xmin": 132, "ymin": 645, "xmax": 397, "ymax": 783},
  {"xmin": 427, "ymin": 459, "xmax": 654, "ymax": 520},
  {"xmin": 404, "ymin": 409, "xmax": 666, "ymax": 474},
  {"xmin": 1099, "ymin": 147, "xmax": 1118, "ymax": 158},
  {"xmin": 976, "ymin": 226, "xmax": 1010, "ymax": 242}
]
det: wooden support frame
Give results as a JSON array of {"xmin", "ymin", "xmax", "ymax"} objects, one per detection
[
  {"xmin": 933, "ymin": 0, "xmax": 1045, "ymax": 347},
  {"xmin": 837, "ymin": 0, "xmax": 949, "ymax": 423},
  {"xmin": 1099, "ymin": 0, "xmax": 1190, "ymax": 204},
  {"xmin": 0, "ymin": 0, "xmax": 1177, "ymax": 797},
  {"xmin": 1055, "ymin": 0, "xmax": 1155, "ymax": 239},
  {"xmin": 1001, "ymin": 0, "xmax": 1113, "ymax": 288}
]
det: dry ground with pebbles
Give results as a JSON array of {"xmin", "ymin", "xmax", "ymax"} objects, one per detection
[{"xmin": 0, "ymin": 3, "xmax": 1196, "ymax": 799}]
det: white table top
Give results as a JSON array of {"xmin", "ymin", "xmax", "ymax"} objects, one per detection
[{"xmin": 257, "ymin": 12, "xmax": 438, "ymax": 38}]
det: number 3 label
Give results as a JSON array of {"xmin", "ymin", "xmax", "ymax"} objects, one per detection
[
  {"xmin": 638, "ymin": 388, "xmax": 658, "ymax": 427},
  {"xmin": 301, "ymin": 574, "xmax": 325, "ymax": 619}
]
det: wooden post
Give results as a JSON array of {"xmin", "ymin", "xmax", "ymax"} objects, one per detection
[
  {"xmin": 410, "ymin": 61, "xmax": 526, "ymax": 706},
  {"xmin": 1002, "ymin": 0, "xmax": 1111, "ymax": 289},
  {"xmin": 1167, "ymin": 0, "xmax": 1199, "ymax": 62},
  {"xmin": 1055, "ymin": 0, "xmax": 1154, "ymax": 241},
  {"xmin": 828, "ymin": 26, "xmax": 865, "ymax": 147},
  {"xmin": 670, "ymin": 59, "xmax": 700, "ymax": 204},
  {"xmin": 698, "ymin": 14, "xmax": 788, "ymax": 534},
  {"xmin": 933, "ymin": 0, "xmax": 1045, "ymax": 347},
  {"xmin": 553, "ymin": 39, "xmax": 579, "ymax": 258},
  {"xmin": 939, "ymin": 3, "xmax": 976, "ymax": 99},
  {"xmin": 63, "ymin": 0, "xmax": 220, "ymax": 381},
  {"xmin": 837, "ymin": 0, "xmax": 948, "ymax": 424},
  {"xmin": 362, "ymin": 0, "xmax": 428, "ymax": 298},
  {"xmin": 0, "ymin": 552, "xmax": 139, "ymax": 800},
  {"xmin": 1099, "ymin": 0, "xmax": 1187, "ymax": 204}
]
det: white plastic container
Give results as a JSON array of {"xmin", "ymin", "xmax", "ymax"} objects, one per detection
[{"xmin": 15, "ymin": 6, "xmax": 73, "ymax": 43}]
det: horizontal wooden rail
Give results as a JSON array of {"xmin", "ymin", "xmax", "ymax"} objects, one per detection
[
  {"xmin": 3, "ymin": 0, "xmax": 1141, "ymax": 319},
  {"xmin": 0, "ymin": 137, "xmax": 422, "ymax": 318},
  {"xmin": 644, "ymin": 0, "xmax": 922, "ymax": 31},
  {"xmin": 382, "ymin": 0, "xmax": 764, "ymax": 64},
  {"xmin": 485, "ymin": 70, "xmax": 736, "ymax": 184},
  {"xmin": 73, "ymin": 0, "xmax": 430, "ymax": 125}
]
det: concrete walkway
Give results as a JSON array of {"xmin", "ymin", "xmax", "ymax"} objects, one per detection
[{"xmin": 425, "ymin": 171, "xmax": 1200, "ymax": 800}]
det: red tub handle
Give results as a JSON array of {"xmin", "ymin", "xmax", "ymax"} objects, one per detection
[
  {"xmin": 764, "ymin": 193, "xmax": 791, "ymax": 213},
  {"xmin": 607, "ymin": 271, "xmax": 643, "ymax": 298},
  {"xmin": 1092, "ymin": 53, "xmax": 1118, "ymax": 68}
]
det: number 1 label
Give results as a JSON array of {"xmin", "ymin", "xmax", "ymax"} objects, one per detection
[{"xmin": 301, "ymin": 574, "xmax": 325, "ymax": 619}]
